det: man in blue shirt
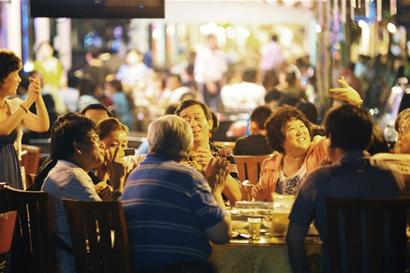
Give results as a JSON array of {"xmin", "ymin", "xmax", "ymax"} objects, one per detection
[
  {"xmin": 121, "ymin": 115, "xmax": 231, "ymax": 272},
  {"xmin": 286, "ymin": 105, "xmax": 401, "ymax": 273}
]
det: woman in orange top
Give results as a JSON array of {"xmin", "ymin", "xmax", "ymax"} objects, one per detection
[{"xmin": 252, "ymin": 77, "xmax": 362, "ymax": 201}]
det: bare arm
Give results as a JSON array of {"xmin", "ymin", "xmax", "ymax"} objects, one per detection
[
  {"xmin": 21, "ymin": 77, "xmax": 50, "ymax": 132},
  {"xmin": 0, "ymin": 78, "xmax": 39, "ymax": 135}
]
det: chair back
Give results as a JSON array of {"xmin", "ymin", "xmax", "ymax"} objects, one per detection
[
  {"xmin": 0, "ymin": 211, "xmax": 17, "ymax": 273},
  {"xmin": 233, "ymin": 155, "xmax": 269, "ymax": 184},
  {"xmin": 0, "ymin": 183, "xmax": 55, "ymax": 273},
  {"xmin": 63, "ymin": 199, "xmax": 131, "ymax": 273},
  {"xmin": 21, "ymin": 144, "xmax": 41, "ymax": 189},
  {"xmin": 326, "ymin": 197, "xmax": 410, "ymax": 273}
]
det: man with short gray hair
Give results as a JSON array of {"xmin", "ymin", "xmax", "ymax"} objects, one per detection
[{"xmin": 121, "ymin": 115, "xmax": 230, "ymax": 273}]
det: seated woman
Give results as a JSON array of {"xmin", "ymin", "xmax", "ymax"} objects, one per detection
[
  {"xmin": 94, "ymin": 117, "xmax": 130, "ymax": 195},
  {"xmin": 175, "ymin": 99, "xmax": 242, "ymax": 203},
  {"xmin": 41, "ymin": 113, "xmax": 123, "ymax": 273},
  {"xmin": 252, "ymin": 77, "xmax": 362, "ymax": 201}
]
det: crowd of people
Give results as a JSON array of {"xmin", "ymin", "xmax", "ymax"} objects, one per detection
[{"xmin": 1, "ymin": 41, "xmax": 410, "ymax": 273}]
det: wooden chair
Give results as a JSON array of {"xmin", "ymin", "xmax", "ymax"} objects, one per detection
[
  {"xmin": 63, "ymin": 199, "xmax": 131, "ymax": 273},
  {"xmin": 0, "ymin": 211, "xmax": 17, "ymax": 273},
  {"xmin": 0, "ymin": 183, "xmax": 55, "ymax": 273},
  {"xmin": 326, "ymin": 198, "xmax": 410, "ymax": 273},
  {"xmin": 20, "ymin": 144, "xmax": 41, "ymax": 188},
  {"xmin": 233, "ymin": 155, "xmax": 270, "ymax": 185}
]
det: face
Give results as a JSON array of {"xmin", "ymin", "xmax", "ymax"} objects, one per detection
[
  {"xmin": 84, "ymin": 109, "xmax": 109, "ymax": 124},
  {"xmin": 101, "ymin": 130, "xmax": 128, "ymax": 159},
  {"xmin": 396, "ymin": 123, "xmax": 410, "ymax": 154},
  {"xmin": 0, "ymin": 70, "xmax": 21, "ymax": 97},
  {"xmin": 282, "ymin": 119, "xmax": 311, "ymax": 156},
  {"xmin": 77, "ymin": 131, "xmax": 106, "ymax": 168},
  {"xmin": 179, "ymin": 104, "xmax": 212, "ymax": 145}
]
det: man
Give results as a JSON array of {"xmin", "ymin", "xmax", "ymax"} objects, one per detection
[
  {"xmin": 286, "ymin": 105, "xmax": 402, "ymax": 273},
  {"xmin": 194, "ymin": 34, "xmax": 227, "ymax": 112},
  {"xmin": 233, "ymin": 105, "xmax": 273, "ymax": 155},
  {"xmin": 121, "ymin": 115, "xmax": 231, "ymax": 273},
  {"xmin": 80, "ymin": 103, "xmax": 112, "ymax": 124}
]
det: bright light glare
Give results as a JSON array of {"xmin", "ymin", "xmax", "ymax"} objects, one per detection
[
  {"xmin": 358, "ymin": 20, "xmax": 367, "ymax": 29},
  {"xmin": 387, "ymin": 22, "xmax": 397, "ymax": 33},
  {"xmin": 315, "ymin": 24, "xmax": 321, "ymax": 33}
]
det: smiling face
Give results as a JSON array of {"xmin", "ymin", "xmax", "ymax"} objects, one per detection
[
  {"xmin": 178, "ymin": 104, "xmax": 212, "ymax": 146},
  {"xmin": 282, "ymin": 119, "xmax": 311, "ymax": 156},
  {"xmin": 0, "ymin": 70, "xmax": 21, "ymax": 97}
]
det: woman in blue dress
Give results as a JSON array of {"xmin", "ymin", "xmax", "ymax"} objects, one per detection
[{"xmin": 0, "ymin": 49, "xmax": 50, "ymax": 189}]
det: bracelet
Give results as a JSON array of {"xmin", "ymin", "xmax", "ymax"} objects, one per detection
[{"xmin": 20, "ymin": 104, "xmax": 28, "ymax": 113}]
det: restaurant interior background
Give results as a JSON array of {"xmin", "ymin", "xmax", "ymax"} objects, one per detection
[{"xmin": 1, "ymin": 0, "xmax": 410, "ymax": 142}]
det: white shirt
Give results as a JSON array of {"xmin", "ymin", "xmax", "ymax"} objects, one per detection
[{"xmin": 194, "ymin": 47, "xmax": 227, "ymax": 83}]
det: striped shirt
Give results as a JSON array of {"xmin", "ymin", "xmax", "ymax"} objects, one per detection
[{"xmin": 121, "ymin": 153, "xmax": 225, "ymax": 272}]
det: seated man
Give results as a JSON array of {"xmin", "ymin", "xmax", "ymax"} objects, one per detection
[
  {"xmin": 121, "ymin": 115, "xmax": 231, "ymax": 273},
  {"xmin": 80, "ymin": 103, "xmax": 112, "ymax": 124},
  {"xmin": 233, "ymin": 105, "xmax": 273, "ymax": 155},
  {"xmin": 42, "ymin": 113, "xmax": 123, "ymax": 273},
  {"xmin": 286, "ymin": 104, "xmax": 402, "ymax": 273}
]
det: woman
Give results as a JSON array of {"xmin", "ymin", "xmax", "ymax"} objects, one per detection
[
  {"xmin": 175, "ymin": 99, "xmax": 242, "ymax": 203},
  {"xmin": 0, "ymin": 49, "xmax": 49, "ymax": 189},
  {"xmin": 252, "ymin": 77, "xmax": 362, "ymax": 201},
  {"xmin": 95, "ymin": 117, "xmax": 129, "ymax": 194}
]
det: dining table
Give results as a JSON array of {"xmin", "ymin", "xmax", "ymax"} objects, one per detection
[{"xmin": 210, "ymin": 201, "xmax": 322, "ymax": 273}]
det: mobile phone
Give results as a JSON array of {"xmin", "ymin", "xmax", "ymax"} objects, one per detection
[{"xmin": 124, "ymin": 148, "xmax": 135, "ymax": 157}]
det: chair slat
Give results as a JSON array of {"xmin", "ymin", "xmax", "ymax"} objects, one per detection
[
  {"xmin": 326, "ymin": 198, "xmax": 410, "ymax": 273},
  {"xmin": 63, "ymin": 199, "xmax": 131, "ymax": 273}
]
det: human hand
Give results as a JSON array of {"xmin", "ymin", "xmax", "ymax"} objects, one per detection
[
  {"xmin": 106, "ymin": 145, "xmax": 126, "ymax": 191},
  {"xmin": 27, "ymin": 76, "xmax": 41, "ymax": 103},
  {"xmin": 203, "ymin": 157, "xmax": 229, "ymax": 194},
  {"xmin": 192, "ymin": 147, "xmax": 213, "ymax": 169},
  {"xmin": 329, "ymin": 76, "xmax": 363, "ymax": 107},
  {"xmin": 95, "ymin": 181, "xmax": 113, "ymax": 200}
]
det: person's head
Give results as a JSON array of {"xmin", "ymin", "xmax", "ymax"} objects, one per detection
[
  {"xmin": 271, "ymin": 34, "xmax": 278, "ymax": 42},
  {"xmin": 35, "ymin": 42, "xmax": 54, "ymax": 60},
  {"xmin": 97, "ymin": 118, "xmax": 129, "ymax": 159},
  {"xmin": 207, "ymin": 34, "xmax": 218, "ymax": 50},
  {"xmin": 50, "ymin": 113, "xmax": 105, "ymax": 169},
  {"xmin": 266, "ymin": 105, "xmax": 311, "ymax": 156},
  {"xmin": 295, "ymin": 101, "xmax": 318, "ymax": 124},
  {"xmin": 395, "ymin": 108, "xmax": 410, "ymax": 154},
  {"xmin": 175, "ymin": 99, "xmax": 213, "ymax": 146},
  {"xmin": 164, "ymin": 103, "xmax": 178, "ymax": 115},
  {"xmin": 147, "ymin": 115, "xmax": 193, "ymax": 161},
  {"xmin": 324, "ymin": 104, "xmax": 373, "ymax": 161},
  {"xmin": 278, "ymin": 95, "xmax": 301, "ymax": 107},
  {"xmin": 166, "ymin": 74, "xmax": 183, "ymax": 91},
  {"xmin": 264, "ymin": 89, "xmax": 282, "ymax": 110},
  {"xmin": 80, "ymin": 103, "xmax": 113, "ymax": 124},
  {"xmin": 125, "ymin": 49, "xmax": 143, "ymax": 65},
  {"xmin": 242, "ymin": 69, "xmax": 257, "ymax": 83},
  {"xmin": 249, "ymin": 106, "xmax": 272, "ymax": 135},
  {"xmin": 0, "ymin": 49, "xmax": 22, "ymax": 97},
  {"xmin": 104, "ymin": 77, "xmax": 123, "ymax": 95}
]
